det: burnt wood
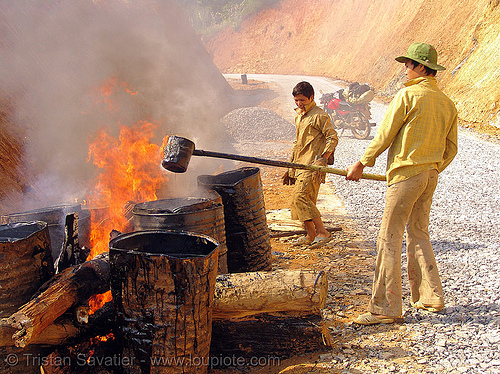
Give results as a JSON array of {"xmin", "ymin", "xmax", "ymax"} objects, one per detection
[
  {"xmin": 1, "ymin": 253, "xmax": 109, "ymax": 348},
  {"xmin": 54, "ymin": 212, "xmax": 90, "ymax": 274},
  {"xmin": 210, "ymin": 313, "xmax": 332, "ymax": 365}
]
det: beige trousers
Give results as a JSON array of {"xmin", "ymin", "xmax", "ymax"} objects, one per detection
[
  {"xmin": 368, "ymin": 169, "xmax": 444, "ymax": 317},
  {"xmin": 290, "ymin": 170, "xmax": 321, "ymax": 222}
]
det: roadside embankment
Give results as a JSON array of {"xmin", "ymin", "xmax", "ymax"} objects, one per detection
[{"xmin": 204, "ymin": 0, "xmax": 500, "ymax": 138}]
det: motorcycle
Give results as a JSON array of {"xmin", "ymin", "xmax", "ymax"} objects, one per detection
[{"xmin": 319, "ymin": 90, "xmax": 376, "ymax": 140}]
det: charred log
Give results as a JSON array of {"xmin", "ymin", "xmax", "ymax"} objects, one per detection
[
  {"xmin": 54, "ymin": 212, "xmax": 90, "ymax": 274},
  {"xmin": 1, "ymin": 253, "xmax": 109, "ymax": 348},
  {"xmin": 210, "ymin": 313, "xmax": 332, "ymax": 364},
  {"xmin": 0, "ymin": 301, "xmax": 113, "ymax": 348}
]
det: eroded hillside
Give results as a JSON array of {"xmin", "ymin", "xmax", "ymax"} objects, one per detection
[{"xmin": 205, "ymin": 0, "xmax": 500, "ymax": 134}]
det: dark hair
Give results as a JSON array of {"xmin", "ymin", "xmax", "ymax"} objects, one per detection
[
  {"xmin": 292, "ymin": 81, "xmax": 314, "ymax": 98},
  {"xmin": 408, "ymin": 59, "xmax": 437, "ymax": 76}
]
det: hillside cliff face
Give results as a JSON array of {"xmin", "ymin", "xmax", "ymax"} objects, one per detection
[{"xmin": 205, "ymin": 0, "xmax": 500, "ymax": 131}]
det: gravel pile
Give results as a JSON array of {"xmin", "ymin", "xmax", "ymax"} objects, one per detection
[
  {"xmin": 219, "ymin": 107, "xmax": 295, "ymax": 142},
  {"xmin": 331, "ymin": 126, "xmax": 500, "ymax": 373}
]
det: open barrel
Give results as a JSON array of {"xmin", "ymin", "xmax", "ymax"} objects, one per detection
[
  {"xmin": 132, "ymin": 189, "xmax": 227, "ymax": 274},
  {"xmin": 110, "ymin": 230, "xmax": 219, "ymax": 374}
]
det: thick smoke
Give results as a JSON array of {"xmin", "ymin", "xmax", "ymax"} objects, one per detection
[{"xmin": 0, "ymin": 0, "xmax": 234, "ymax": 212}]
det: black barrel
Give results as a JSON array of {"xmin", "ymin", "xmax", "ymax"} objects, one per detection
[
  {"xmin": 0, "ymin": 221, "xmax": 55, "ymax": 374},
  {"xmin": 197, "ymin": 167, "xmax": 272, "ymax": 273},
  {"xmin": 0, "ymin": 204, "xmax": 90, "ymax": 261},
  {"xmin": 110, "ymin": 230, "xmax": 219, "ymax": 374},
  {"xmin": 132, "ymin": 189, "xmax": 228, "ymax": 274},
  {"xmin": 0, "ymin": 221, "xmax": 54, "ymax": 314}
]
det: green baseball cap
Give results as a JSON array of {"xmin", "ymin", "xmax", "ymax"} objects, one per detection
[{"xmin": 395, "ymin": 42, "xmax": 446, "ymax": 71}]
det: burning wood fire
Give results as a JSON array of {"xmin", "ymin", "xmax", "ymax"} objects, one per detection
[
  {"xmin": 84, "ymin": 77, "xmax": 169, "ymax": 312},
  {"xmin": 86, "ymin": 120, "xmax": 166, "ymax": 256}
]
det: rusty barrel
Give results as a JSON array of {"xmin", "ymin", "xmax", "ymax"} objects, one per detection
[
  {"xmin": 0, "ymin": 221, "xmax": 55, "ymax": 315},
  {"xmin": 197, "ymin": 167, "xmax": 272, "ymax": 273},
  {"xmin": 0, "ymin": 221, "xmax": 55, "ymax": 374},
  {"xmin": 132, "ymin": 189, "xmax": 228, "ymax": 274},
  {"xmin": 110, "ymin": 230, "xmax": 219, "ymax": 374}
]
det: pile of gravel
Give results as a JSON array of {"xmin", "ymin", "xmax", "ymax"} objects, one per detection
[{"xmin": 219, "ymin": 107, "xmax": 295, "ymax": 142}]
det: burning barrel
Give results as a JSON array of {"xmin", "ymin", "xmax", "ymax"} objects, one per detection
[
  {"xmin": 132, "ymin": 189, "xmax": 228, "ymax": 274},
  {"xmin": 110, "ymin": 230, "xmax": 219, "ymax": 374},
  {"xmin": 197, "ymin": 167, "xmax": 272, "ymax": 273},
  {"xmin": 0, "ymin": 221, "xmax": 55, "ymax": 373}
]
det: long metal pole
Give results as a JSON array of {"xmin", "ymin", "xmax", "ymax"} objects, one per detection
[{"xmin": 192, "ymin": 149, "xmax": 386, "ymax": 181}]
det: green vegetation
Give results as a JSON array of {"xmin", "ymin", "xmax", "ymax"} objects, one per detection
[{"xmin": 178, "ymin": 0, "xmax": 281, "ymax": 35}]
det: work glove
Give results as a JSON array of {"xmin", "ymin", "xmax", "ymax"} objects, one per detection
[
  {"xmin": 282, "ymin": 170, "xmax": 296, "ymax": 185},
  {"xmin": 313, "ymin": 157, "xmax": 327, "ymax": 184}
]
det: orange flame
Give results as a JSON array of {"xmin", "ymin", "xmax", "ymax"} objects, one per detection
[
  {"xmin": 87, "ymin": 120, "xmax": 166, "ymax": 258},
  {"xmin": 86, "ymin": 78, "xmax": 168, "ymax": 312}
]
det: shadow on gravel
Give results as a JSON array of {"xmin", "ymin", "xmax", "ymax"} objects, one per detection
[
  {"xmin": 431, "ymin": 240, "xmax": 487, "ymax": 254},
  {"xmin": 353, "ymin": 240, "xmax": 487, "ymax": 255},
  {"xmin": 443, "ymin": 302, "xmax": 500, "ymax": 322},
  {"xmin": 401, "ymin": 301, "xmax": 500, "ymax": 328}
]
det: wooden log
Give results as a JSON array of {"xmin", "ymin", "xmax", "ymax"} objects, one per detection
[
  {"xmin": 0, "ymin": 301, "xmax": 113, "ymax": 347},
  {"xmin": 0, "ymin": 316, "xmax": 79, "ymax": 347},
  {"xmin": 1, "ymin": 264, "xmax": 326, "ymax": 347},
  {"xmin": 213, "ymin": 270, "xmax": 327, "ymax": 319},
  {"xmin": 1, "ymin": 253, "xmax": 109, "ymax": 348},
  {"xmin": 210, "ymin": 313, "xmax": 332, "ymax": 364}
]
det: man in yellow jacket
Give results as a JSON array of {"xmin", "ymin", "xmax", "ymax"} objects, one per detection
[
  {"xmin": 284, "ymin": 81, "xmax": 338, "ymax": 247},
  {"xmin": 346, "ymin": 43, "xmax": 458, "ymax": 325}
]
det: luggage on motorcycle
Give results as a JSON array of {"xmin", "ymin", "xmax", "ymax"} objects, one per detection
[
  {"xmin": 338, "ymin": 101, "xmax": 354, "ymax": 112},
  {"xmin": 356, "ymin": 90, "xmax": 375, "ymax": 105},
  {"xmin": 357, "ymin": 84, "xmax": 371, "ymax": 95}
]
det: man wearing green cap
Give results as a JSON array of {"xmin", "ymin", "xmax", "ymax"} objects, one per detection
[{"xmin": 346, "ymin": 43, "xmax": 458, "ymax": 325}]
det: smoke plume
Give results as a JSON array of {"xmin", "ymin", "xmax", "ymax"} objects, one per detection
[{"xmin": 0, "ymin": 0, "xmax": 234, "ymax": 212}]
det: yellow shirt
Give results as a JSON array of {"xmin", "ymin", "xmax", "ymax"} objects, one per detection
[
  {"xmin": 291, "ymin": 101, "xmax": 338, "ymax": 177},
  {"xmin": 360, "ymin": 76, "xmax": 458, "ymax": 186}
]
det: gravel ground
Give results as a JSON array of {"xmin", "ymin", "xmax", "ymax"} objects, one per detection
[
  {"xmin": 223, "ymin": 75, "xmax": 500, "ymax": 373},
  {"xmin": 219, "ymin": 107, "xmax": 295, "ymax": 142},
  {"xmin": 332, "ymin": 121, "xmax": 500, "ymax": 373}
]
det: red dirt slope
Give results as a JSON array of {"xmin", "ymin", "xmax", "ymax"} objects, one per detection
[{"xmin": 205, "ymin": 0, "xmax": 500, "ymax": 134}]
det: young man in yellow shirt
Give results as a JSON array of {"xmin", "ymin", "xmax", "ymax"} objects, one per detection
[
  {"xmin": 285, "ymin": 81, "xmax": 338, "ymax": 247},
  {"xmin": 346, "ymin": 43, "xmax": 458, "ymax": 325}
]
